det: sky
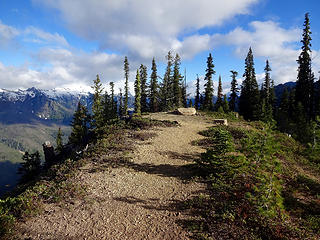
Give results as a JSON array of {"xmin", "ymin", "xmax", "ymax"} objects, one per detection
[{"xmin": 0, "ymin": 0, "xmax": 320, "ymax": 95}]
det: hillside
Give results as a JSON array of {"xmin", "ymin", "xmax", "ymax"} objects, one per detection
[
  {"xmin": 14, "ymin": 113, "xmax": 211, "ymax": 239},
  {"xmin": 1, "ymin": 112, "xmax": 319, "ymax": 239}
]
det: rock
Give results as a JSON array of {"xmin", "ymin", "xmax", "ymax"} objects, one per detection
[
  {"xmin": 213, "ymin": 119, "xmax": 228, "ymax": 126},
  {"xmin": 176, "ymin": 108, "xmax": 196, "ymax": 116}
]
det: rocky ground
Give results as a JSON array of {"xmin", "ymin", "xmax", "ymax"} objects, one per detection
[{"xmin": 15, "ymin": 113, "xmax": 212, "ymax": 240}]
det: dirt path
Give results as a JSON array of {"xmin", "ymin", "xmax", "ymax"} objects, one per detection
[{"xmin": 16, "ymin": 113, "xmax": 211, "ymax": 240}]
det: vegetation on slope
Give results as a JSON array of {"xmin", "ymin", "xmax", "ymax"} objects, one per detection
[{"xmin": 188, "ymin": 112, "xmax": 320, "ymax": 240}]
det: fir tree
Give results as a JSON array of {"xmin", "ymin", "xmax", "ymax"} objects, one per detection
[
  {"xmin": 56, "ymin": 127, "xmax": 63, "ymax": 152},
  {"xmin": 160, "ymin": 51, "xmax": 173, "ymax": 111},
  {"xmin": 239, "ymin": 47, "xmax": 260, "ymax": 120},
  {"xmin": 296, "ymin": 13, "xmax": 315, "ymax": 120},
  {"xmin": 149, "ymin": 58, "xmax": 158, "ymax": 113},
  {"xmin": 69, "ymin": 102, "xmax": 90, "ymax": 146},
  {"xmin": 173, "ymin": 53, "xmax": 182, "ymax": 108},
  {"xmin": 199, "ymin": 93, "xmax": 204, "ymax": 110},
  {"xmin": 222, "ymin": 94, "xmax": 229, "ymax": 113},
  {"xmin": 203, "ymin": 53, "xmax": 215, "ymax": 110},
  {"xmin": 91, "ymin": 74, "xmax": 104, "ymax": 129},
  {"xmin": 139, "ymin": 64, "xmax": 148, "ymax": 113},
  {"xmin": 195, "ymin": 75, "xmax": 200, "ymax": 110},
  {"xmin": 215, "ymin": 75, "xmax": 223, "ymax": 111},
  {"xmin": 124, "ymin": 56, "xmax": 129, "ymax": 115},
  {"xmin": 261, "ymin": 60, "xmax": 274, "ymax": 122},
  {"xmin": 119, "ymin": 88, "xmax": 123, "ymax": 117},
  {"xmin": 134, "ymin": 69, "xmax": 141, "ymax": 115},
  {"xmin": 109, "ymin": 82, "xmax": 117, "ymax": 119},
  {"xmin": 229, "ymin": 70, "xmax": 239, "ymax": 112},
  {"xmin": 315, "ymin": 75, "xmax": 320, "ymax": 117},
  {"xmin": 103, "ymin": 90, "xmax": 111, "ymax": 121},
  {"xmin": 18, "ymin": 151, "xmax": 41, "ymax": 180},
  {"xmin": 181, "ymin": 69, "xmax": 187, "ymax": 107},
  {"xmin": 277, "ymin": 88, "xmax": 290, "ymax": 133}
]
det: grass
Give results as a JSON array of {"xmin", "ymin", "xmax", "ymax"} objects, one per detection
[
  {"xmin": 190, "ymin": 112, "xmax": 320, "ymax": 239},
  {"xmin": 0, "ymin": 116, "xmax": 179, "ymax": 239}
]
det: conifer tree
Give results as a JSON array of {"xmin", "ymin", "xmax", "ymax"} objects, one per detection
[
  {"xmin": 261, "ymin": 60, "xmax": 274, "ymax": 122},
  {"xmin": 18, "ymin": 151, "xmax": 41, "ymax": 180},
  {"xmin": 160, "ymin": 51, "xmax": 173, "ymax": 111},
  {"xmin": 103, "ymin": 90, "xmax": 111, "ymax": 121},
  {"xmin": 215, "ymin": 75, "xmax": 223, "ymax": 111},
  {"xmin": 181, "ymin": 69, "xmax": 187, "ymax": 107},
  {"xmin": 92, "ymin": 74, "xmax": 104, "ymax": 129},
  {"xmin": 315, "ymin": 76, "xmax": 320, "ymax": 117},
  {"xmin": 69, "ymin": 102, "xmax": 90, "ymax": 146},
  {"xmin": 277, "ymin": 88, "xmax": 290, "ymax": 132},
  {"xmin": 195, "ymin": 75, "xmax": 200, "ymax": 110},
  {"xmin": 172, "ymin": 53, "xmax": 182, "ymax": 108},
  {"xmin": 149, "ymin": 58, "xmax": 158, "ymax": 113},
  {"xmin": 109, "ymin": 82, "xmax": 117, "ymax": 119},
  {"xmin": 222, "ymin": 94, "xmax": 229, "ymax": 113},
  {"xmin": 229, "ymin": 70, "xmax": 239, "ymax": 112},
  {"xmin": 56, "ymin": 127, "xmax": 63, "ymax": 152},
  {"xmin": 199, "ymin": 93, "xmax": 204, "ymax": 110},
  {"xmin": 239, "ymin": 47, "xmax": 260, "ymax": 120},
  {"xmin": 203, "ymin": 53, "xmax": 215, "ymax": 110},
  {"xmin": 134, "ymin": 69, "xmax": 141, "ymax": 115},
  {"xmin": 139, "ymin": 64, "xmax": 148, "ymax": 113},
  {"xmin": 124, "ymin": 56, "xmax": 129, "ymax": 115},
  {"xmin": 119, "ymin": 88, "xmax": 123, "ymax": 117},
  {"xmin": 296, "ymin": 13, "xmax": 315, "ymax": 120}
]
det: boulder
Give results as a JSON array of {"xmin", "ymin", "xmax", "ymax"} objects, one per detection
[
  {"xmin": 176, "ymin": 108, "xmax": 197, "ymax": 116},
  {"xmin": 213, "ymin": 119, "xmax": 228, "ymax": 126}
]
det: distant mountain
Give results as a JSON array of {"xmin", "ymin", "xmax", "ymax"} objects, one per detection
[
  {"xmin": 273, "ymin": 81, "xmax": 296, "ymax": 105},
  {"xmin": 0, "ymin": 87, "xmax": 94, "ymax": 124}
]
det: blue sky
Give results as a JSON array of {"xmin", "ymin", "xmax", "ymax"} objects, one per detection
[{"xmin": 0, "ymin": 0, "xmax": 319, "ymax": 94}]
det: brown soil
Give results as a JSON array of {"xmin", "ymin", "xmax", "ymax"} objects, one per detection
[{"xmin": 15, "ymin": 113, "xmax": 212, "ymax": 240}]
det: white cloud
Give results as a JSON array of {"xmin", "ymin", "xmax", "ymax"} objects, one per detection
[
  {"xmin": 24, "ymin": 26, "xmax": 69, "ymax": 46},
  {"xmin": 0, "ymin": 48, "xmax": 141, "ymax": 93},
  {"xmin": 210, "ymin": 21, "xmax": 305, "ymax": 84},
  {"xmin": 0, "ymin": 21, "xmax": 19, "ymax": 46},
  {"xmin": 33, "ymin": 0, "xmax": 259, "ymax": 59}
]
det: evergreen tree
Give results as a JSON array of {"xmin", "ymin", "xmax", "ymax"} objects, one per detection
[
  {"xmin": 203, "ymin": 53, "xmax": 215, "ymax": 110},
  {"xmin": 134, "ymin": 69, "xmax": 141, "ymax": 115},
  {"xmin": 109, "ymin": 82, "xmax": 117, "ymax": 119},
  {"xmin": 199, "ymin": 93, "xmax": 204, "ymax": 110},
  {"xmin": 173, "ymin": 53, "xmax": 182, "ymax": 108},
  {"xmin": 119, "ymin": 88, "xmax": 123, "ymax": 117},
  {"xmin": 229, "ymin": 70, "xmax": 239, "ymax": 112},
  {"xmin": 296, "ymin": 13, "xmax": 315, "ymax": 120},
  {"xmin": 239, "ymin": 47, "xmax": 260, "ymax": 120},
  {"xmin": 315, "ymin": 76, "xmax": 320, "ymax": 117},
  {"xmin": 124, "ymin": 56, "xmax": 129, "ymax": 115},
  {"xmin": 139, "ymin": 64, "xmax": 148, "ymax": 113},
  {"xmin": 261, "ymin": 60, "xmax": 274, "ymax": 122},
  {"xmin": 149, "ymin": 58, "xmax": 158, "ymax": 113},
  {"xmin": 160, "ymin": 51, "xmax": 173, "ymax": 111},
  {"xmin": 277, "ymin": 88, "xmax": 290, "ymax": 133},
  {"xmin": 103, "ymin": 90, "xmax": 111, "ymax": 121},
  {"xmin": 222, "ymin": 94, "xmax": 229, "ymax": 113},
  {"xmin": 91, "ymin": 74, "xmax": 104, "ymax": 129},
  {"xmin": 195, "ymin": 75, "xmax": 200, "ymax": 110},
  {"xmin": 181, "ymin": 69, "xmax": 187, "ymax": 107},
  {"xmin": 215, "ymin": 75, "xmax": 223, "ymax": 111},
  {"xmin": 56, "ymin": 127, "xmax": 63, "ymax": 152},
  {"xmin": 18, "ymin": 151, "xmax": 41, "ymax": 180},
  {"xmin": 69, "ymin": 102, "xmax": 90, "ymax": 146}
]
